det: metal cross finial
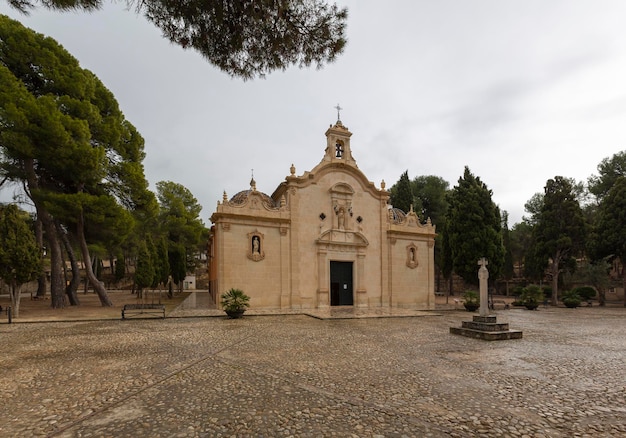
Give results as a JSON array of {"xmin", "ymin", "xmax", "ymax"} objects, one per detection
[{"xmin": 334, "ymin": 103, "xmax": 342, "ymax": 122}]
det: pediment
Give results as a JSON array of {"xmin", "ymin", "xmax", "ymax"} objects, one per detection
[
  {"xmin": 329, "ymin": 182, "xmax": 355, "ymax": 195},
  {"xmin": 316, "ymin": 229, "xmax": 369, "ymax": 247}
]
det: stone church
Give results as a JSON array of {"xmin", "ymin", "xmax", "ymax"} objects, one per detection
[{"xmin": 208, "ymin": 118, "xmax": 436, "ymax": 310}]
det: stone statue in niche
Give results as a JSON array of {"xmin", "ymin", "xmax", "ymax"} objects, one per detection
[
  {"xmin": 338, "ymin": 207, "xmax": 346, "ymax": 230},
  {"xmin": 247, "ymin": 233, "xmax": 265, "ymax": 262},
  {"xmin": 406, "ymin": 244, "xmax": 418, "ymax": 269}
]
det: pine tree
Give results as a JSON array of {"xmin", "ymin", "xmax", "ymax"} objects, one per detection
[
  {"xmin": 532, "ymin": 176, "xmax": 586, "ymax": 305},
  {"xmin": 445, "ymin": 167, "xmax": 504, "ymax": 286},
  {"xmin": 390, "ymin": 171, "xmax": 414, "ymax": 213},
  {"xmin": 592, "ymin": 176, "xmax": 626, "ymax": 306}
]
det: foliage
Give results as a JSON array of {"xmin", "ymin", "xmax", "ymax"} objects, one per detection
[
  {"xmin": 571, "ymin": 259, "xmax": 611, "ymax": 306},
  {"xmin": 146, "ymin": 235, "xmax": 159, "ymax": 289},
  {"xmin": 134, "ymin": 241, "xmax": 154, "ymax": 290},
  {"xmin": 501, "ymin": 211, "xmax": 515, "ymax": 280},
  {"xmin": 462, "ymin": 290, "xmax": 479, "ymax": 305},
  {"xmin": 530, "ymin": 176, "xmax": 586, "ymax": 305},
  {"xmin": 462, "ymin": 290, "xmax": 479, "ymax": 311},
  {"xmin": 114, "ymin": 253, "xmax": 126, "ymax": 282},
  {"xmin": 220, "ymin": 288, "xmax": 251, "ymax": 312},
  {"xmin": 510, "ymin": 221, "xmax": 534, "ymax": 278},
  {"xmin": 588, "ymin": 151, "xmax": 626, "ymax": 201},
  {"xmin": 520, "ymin": 285, "xmax": 544, "ymax": 309},
  {"xmin": 561, "ymin": 290, "xmax": 581, "ymax": 308},
  {"xmin": 0, "ymin": 15, "xmax": 153, "ymax": 307},
  {"xmin": 155, "ymin": 236, "xmax": 170, "ymax": 286},
  {"xmin": 8, "ymin": 0, "xmax": 348, "ymax": 80},
  {"xmin": 411, "ymin": 175, "xmax": 449, "ymax": 225},
  {"xmin": 523, "ymin": 192, "xmax": 544, "ymax": 226},
  {"xmin": 440, "ymin": 219, "xmax": 453, "ymax": 279},
  {"xmin": 0, "ymin": 204, "xmax": 42, "ymax": 317},
  {"xmin": 389, "ymin": 170, "xmax": 413, "ymax": 214},
  {"xmin": 157, "ymin": 181, "xmax": 208, "ymax": 272},
  {"xmin": 591, "ymin": 176, "xmax": 626, "ymax": 306},
  {"xmin": 168, "ymin": 243, "xmax": 187, "ymax": 287},
  {"xmin": 571, "ymin": 286, "xmax": 596, "ymax": 301},
  {"xmin": 444, "ymin": 167, "xmax": 505, "ymax": 285}
]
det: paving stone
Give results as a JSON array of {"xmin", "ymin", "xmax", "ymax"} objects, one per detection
[{"xmin": 0, "ymin": 306, "xmax": 624, "ymax": 437}]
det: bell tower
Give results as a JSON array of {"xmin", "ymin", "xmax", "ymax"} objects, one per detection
[{"xmin": 323, "ymin": 105, "xmax": 356, "ymax": 166}]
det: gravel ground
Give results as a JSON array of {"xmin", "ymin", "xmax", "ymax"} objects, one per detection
[{"xmin": 0, "ymin": 305, "xmax": 624, "ymax": 437}]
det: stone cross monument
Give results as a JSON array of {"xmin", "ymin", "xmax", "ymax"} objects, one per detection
[
  {"xmin": 451, "ymin": 256, "xmax": 522, "ymax": 340},
  {"xmin": 478, "ymin": 257, "xmax": 489, "ymax": 317}
]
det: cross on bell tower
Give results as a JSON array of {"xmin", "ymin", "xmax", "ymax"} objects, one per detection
[{"xmin": 334, "ymin": 103, "xmax": 343, "ymax": 123}]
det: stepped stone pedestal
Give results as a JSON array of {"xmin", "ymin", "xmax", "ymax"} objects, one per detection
[{"xmin": 450, "ymin": 315, "xmax": 523, "ymax": 341}]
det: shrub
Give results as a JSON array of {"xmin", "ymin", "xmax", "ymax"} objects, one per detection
[
  {"xmin": 220, "ymin": 288, "xmax": 251, "ymax": 311},
  {"xmin": 462, "ymin": 290, "xmax": 479, "ymax": 311},
  {"xmin": 572, "ymin": 286, "xmax": 596, "ymax": 301},
  {"xmin": 562, "ymin": 290, "xmax": 581, "ymax": 308},
  {"xmin": 520, "ymin": 285, "xmax": 544, "ymax": 309},
  {"xmin": 512, "ymin": 285, "xmax": 525, "ymax": 297},
  {"xmin": 463, "ymin": 290, "xmax": 479, "ymax": 305}
]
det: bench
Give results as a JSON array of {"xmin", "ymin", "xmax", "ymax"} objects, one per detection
[
  {"xmin": 489, "ymin": 300, "xmax": 510, "ymax": 310},
  {"xmin": 121, "ymin": 304, "xmax": 166, "ymax": 320}
]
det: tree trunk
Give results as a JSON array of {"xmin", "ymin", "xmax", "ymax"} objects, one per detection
[
  {"xmin": 24, "ymin": 158, "xmax": 65, "ymax": 308},
  {"xmin": 76, "ymin": 211, "xmax": 113, "ymax": 307},
  {"xmin": 35, "ymin": 217, "xmax": 47, "ymax": 298},
  {"xmin": 10, "ymin": 281, "xmax": 22, "ymax": 318},
  {"xmin": 57, "ymin": 221, "xmax": 80, "ymax": 306},
  {"xmin": 39, "ymin": 209, "xmax": 65, "ymax": 308},
  {"xmin": 623, "ymin": 266, "xmax": 626, "ymax": 307},
  {"xmin": 598, "ymin": 287, "xmax": 606, "ymax": 307},
  {"xmin": 551, "ymin": 256, "xmax": 560, "ymax": 306}
]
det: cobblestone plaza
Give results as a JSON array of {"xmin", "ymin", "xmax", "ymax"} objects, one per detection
[{"xmin": 1, "ymin": 305, "xmax": 624, "ymax": 437}]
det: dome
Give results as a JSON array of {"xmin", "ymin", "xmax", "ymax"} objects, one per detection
[
  {"xmin": 389, "ymin": 207, "xmax": 406, "ymax": 224},
  {"xmin": 230, "ymin": 190, "xmax": 276, "ymax": 208}
]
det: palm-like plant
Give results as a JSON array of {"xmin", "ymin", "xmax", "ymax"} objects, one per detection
[{"xmin": 221, "ymin": 288, "xmax": 250, "ymax": 313}]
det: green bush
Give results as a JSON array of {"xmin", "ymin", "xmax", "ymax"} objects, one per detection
[
  {"xmin": 572, "ymin": 286, "xmax": 596, "ymax": 301},
  {"xmin": 520, "ymin": 285, "xmax": 544, "ymax": 309},
  {"xmin": 463, "ymin": 290, "xmax": 479, "ymax": 305},
  {"xmin": 562, "ymin": 290, "xmax": 582, "ymax": 308}
]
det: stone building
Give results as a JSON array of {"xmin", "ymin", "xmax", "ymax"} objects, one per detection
[{"xmin": 208, "ymin": 119, "xmax": 436, "ymax": 310}]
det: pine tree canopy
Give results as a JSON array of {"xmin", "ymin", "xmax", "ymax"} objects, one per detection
[{"xmin": 7, "ymin": 0, "xmax": 348, "ymax": 79}]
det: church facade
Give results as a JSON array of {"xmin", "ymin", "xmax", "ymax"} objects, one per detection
[{"xmin": 208, "ymin": 120, "xmax": 436, "ymax": 310}]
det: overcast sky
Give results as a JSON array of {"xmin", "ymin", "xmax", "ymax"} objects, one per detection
[{"xmin": 4, "ymin": 1, "xmax": 626, "ymax": 226}]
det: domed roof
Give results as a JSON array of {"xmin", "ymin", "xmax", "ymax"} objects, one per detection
[
  {"xmin": 389, "ymin": 207, "xmax": 406, "ymax": 224},
  {"xmin": 230, "ymin": 190, "xmax": 276, "ymax": 208}
]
